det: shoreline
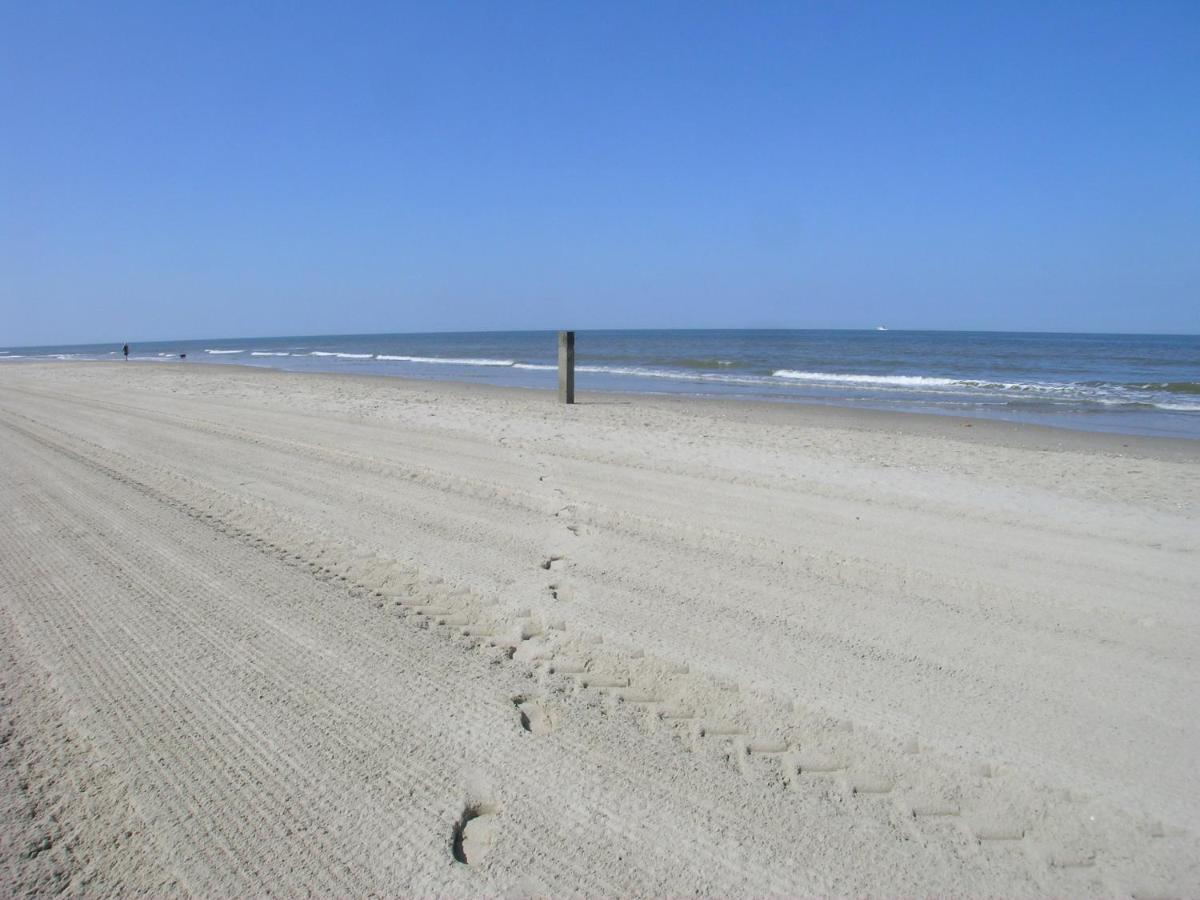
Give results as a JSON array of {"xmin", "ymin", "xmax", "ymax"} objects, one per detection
[
  {"xmin": 15, "ymin": 359, "xmax": 1200, "ymax": 459},
  {"xmin": 6, "ymin": 326, "xmax": 1198, "ymax": 441}
]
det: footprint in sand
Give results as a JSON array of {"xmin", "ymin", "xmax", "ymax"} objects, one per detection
[
  {"xmin": 512, "ymin": 696, "xmax": 552, "ymax": 736},
  {"xmin": 451, "ymin": 777, "xmax": 501, "ymax": 865}
]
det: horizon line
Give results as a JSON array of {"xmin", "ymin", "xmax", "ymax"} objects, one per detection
[{"xmin": 6, "ymin": 325, "xmax": 1200, "ymax": 350}]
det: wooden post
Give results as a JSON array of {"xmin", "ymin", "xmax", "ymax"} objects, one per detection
[{"xmin": 557, "ymin": 331, "xmax": 575, "ymax": 404}]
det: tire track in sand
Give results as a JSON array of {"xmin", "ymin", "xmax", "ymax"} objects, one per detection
[{"xmin": 0, "ymin": 394, "xmax": 1192, "ymax": 896}]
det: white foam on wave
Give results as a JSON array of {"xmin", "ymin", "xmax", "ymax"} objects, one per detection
[
  {"xmin": 575, "ymin": 364, "xmax": 780, "ymax": 388},
  {"xmin": 376, "ymin": 355, "xmax": 515, "ymax": 366},
  {"xmin": 511, "ymin": 365, "xmax": 1156, "ymax": 404},
  {"xmin": 772, "ymin": 370, "xmax": 960, "ymax": 388},
  {"xmin": 971, "ymin": 379, "xmax": 1102, "ymax": 396},
  {"xmin": 579, "ymin": 364, "xmax": 685, "ymax": 377},
  {"xmin": 177, "ymin": 349, "xmax": 1200, "ymax": 418},
  {"xmin": 523, "ymin": 362, "xmax": 777, "ymax": 386},
  {"xmin": 1154, "ymin": 401, "xmax": 1200, "ymax": 412},
  {"xmin": 514, "ymin": 362, "xmax": 699, "ymax": 378}
]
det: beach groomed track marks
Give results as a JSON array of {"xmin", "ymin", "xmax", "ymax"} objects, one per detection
[{"xmin": 0, "ymin": 364, "xmax": 1197, "ymax": 896}]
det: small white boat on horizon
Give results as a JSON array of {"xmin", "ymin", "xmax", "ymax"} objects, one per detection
[{"xmin": 876, "ymin": 325, "xmax": 888, "ymax": 331}]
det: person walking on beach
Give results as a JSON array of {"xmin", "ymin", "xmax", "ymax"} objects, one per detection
[{"xmin": 123, "ymin": 343, "xmax": 129, "ymax": 360}]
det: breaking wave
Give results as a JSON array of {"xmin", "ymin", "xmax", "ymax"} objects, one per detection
[
  {"xmin": 376, "ymin": 355, "xmax": 515, "ymax": 366},
  {"xmin": 772, "ymin": 370, "xmax": 959, "ymax": 387}
]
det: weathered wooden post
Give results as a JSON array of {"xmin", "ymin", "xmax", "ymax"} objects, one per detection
[{"xmin": 557, "ymin": 330, "xmax": 575, "ymax": 404}]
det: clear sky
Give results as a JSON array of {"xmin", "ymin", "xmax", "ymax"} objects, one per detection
[{"xmin": 2, "ymin": 1, "xmax": 1197, "ymax": 345}]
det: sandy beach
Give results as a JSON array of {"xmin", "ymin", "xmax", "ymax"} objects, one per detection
[{"xmin": 1, "ymin": 360, "xmax": 1197, "ymax": 896}]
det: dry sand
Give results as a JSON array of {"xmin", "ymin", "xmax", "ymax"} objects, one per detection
[{"xmin": 1, "ymin": 360, "xmax": 1197, "ymax": 896}]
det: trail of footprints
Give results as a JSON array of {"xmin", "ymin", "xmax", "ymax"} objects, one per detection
[
  {"xmin": 0, "ymin": 408, "xmax": 1192, "ymax": 897},
  {"xmin": 212, "ymin": 480, "xmax": 1187, "ymax": 893}
]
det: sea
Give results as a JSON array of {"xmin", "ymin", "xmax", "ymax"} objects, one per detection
[{"xmin": 3, "ymin": 329, "xmax": 1198, "ymax": 439}]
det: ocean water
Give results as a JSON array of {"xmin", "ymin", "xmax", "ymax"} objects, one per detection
[{"xmin": 3, "ymin": 330, "xmax": 1198, "ymax": 438}]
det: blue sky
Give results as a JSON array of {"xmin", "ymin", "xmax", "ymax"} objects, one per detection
[{"xmin": 2, "ymin": 1, "xmax": 1197, "ymax": 345}]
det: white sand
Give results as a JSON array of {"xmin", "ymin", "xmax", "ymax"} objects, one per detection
[{"xmin": 1, "ymin": 361, "xmax": 1197, "ymax": 896}]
